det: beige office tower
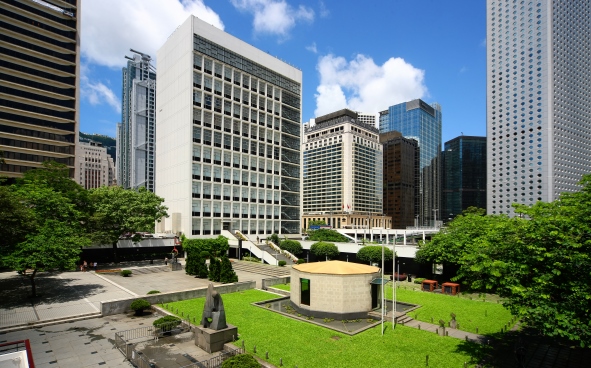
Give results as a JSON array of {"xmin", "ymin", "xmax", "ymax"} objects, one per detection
[
  {"xmin": 156, "ymin": 16, "xmax": 302, "ymax": 238},
  {"xmin": 0, "ymin": 0, "xmax": 80, "ymax": 178},
  {"xmin": 487, "ymin": 0, "xmax": 591, "ymax": 215},
  {"xmin": 76, "ymin": 141, "xmax": 115, "ymax": 189}
]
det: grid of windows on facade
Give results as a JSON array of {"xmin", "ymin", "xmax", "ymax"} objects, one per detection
[
  {"xmin": 0, "ymin": 0, "xmax": 78, "ymax": 177},
  {"xmin": 190, "ymin": 37, "xmax": 301, "ymax": 235},
  {"xmin": 352, "ymin": 142, "xmax": 383, "ymax": 213},
  {"xmin": 303, "ymin": 143, "xmax": 343, "ymax": 212},
  {"xmin": 488, "ymin": 0, "xmax": 549, "ymax": 214}
]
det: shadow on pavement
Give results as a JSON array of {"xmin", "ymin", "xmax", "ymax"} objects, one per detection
[{"xmin": 0, "ymin": 272, "xmax": 106, "ymax": 308}]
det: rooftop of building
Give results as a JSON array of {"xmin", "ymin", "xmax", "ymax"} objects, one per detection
[{"xmin": 293, "ymin": 260, "xmax": 380, "ymax": 275}]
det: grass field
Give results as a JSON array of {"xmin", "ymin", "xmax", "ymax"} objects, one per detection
[
  {"xmin": 268, "ymin": 283, "xmax": 290, "ymax": 291},
  {"xmin": 164, "ymin": 289, "xmax": 482, "ymax": 367},
  {"xmin": 385, "ymin": 285, "xmax": 513, "ymax": 335},
  {"xmin": 256, "ymin": 283, "xmax": 513, "ymax": 335}
]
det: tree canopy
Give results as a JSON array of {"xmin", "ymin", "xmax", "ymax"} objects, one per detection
[
  {"xmin": 356, "ymin": 245, "xmax": 394, "ymax": 264},
  {"xmin": 308, "ymin": 229, "xmax": 350, "ymax": 242},
  {"xmin": 310, "ymin": 241, "xmax": 339, "ymax": 260},
  {"xmin": 416, "ymin": 174, "xmax": 591, "ymax": 346},
  {"xmin": 279, "ymin": 239, "xmax": 302, "ymax": 255},
  {"xmin": 89, "ymin": 186, "xmax": 168, "ymax": 245}
]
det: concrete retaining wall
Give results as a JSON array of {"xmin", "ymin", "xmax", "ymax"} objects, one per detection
[
  {"xmin": 100, "ymin": 281, "xmax": 256, "ymax": 316},
  {"xmin": 261, "ymin": 276, "xmax": 290, "ymax": 290}
]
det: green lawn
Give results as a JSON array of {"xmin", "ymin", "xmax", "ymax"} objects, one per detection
[
  {"xmin": 268, "ymin": 283, "xmax": 290, "ymax": 291},
  {"xmin": 164, "ymin": 289, "xmax": 482, "ymax": 368},
  {"xmin": 386, "ymin": 285, "xmax": 513, "ymax": 335}
]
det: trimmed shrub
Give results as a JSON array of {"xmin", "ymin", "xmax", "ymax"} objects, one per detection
[
  {"xmin": 120, "ymin": 270, "xmax": 132, "ymax": 277},
  {"xmin": 308, "ymin": 229, "xmax": 349, "ymax": 242},
  {"xmin": 310, "ymin": 241, "xmax": 339, "ymax": 260},
  {"xmin": 221, "ymin": 354, "xmax": 261, "ymax": 368},
  {"xmin": 278, "ymin": 260, "xmax": 286, "ymax": 267},
  {"xmin": 242, "ymin": 256, "xmax": 260, "ymax": 263},
  {"xmin": 267, "ymin": 233, "xmax": 280, "ymax": 246},
  {"xmin": 414, "ymin": 277, "xmax": 426, "ymax": 284},
  {"xmin": 297, "ymin": 259, "xmax": 306, "ymax": 264},
  {"xmin": 219, "ymin": 255, "xmax": 238, "ymax": 283},
  {"xmin": 356, "ymin": 246, "xmax": 394, "ymax": 264},
  {"xmin": 147, "ymin": 290, "xmax": 160, "ymax": 294},
  {"xmin": 279, "ymin": 239, "xmax": 303, "ymax": 255},
  {"xmin": 130, "ymin": 299, "xmax": 150, "ymax": 315},
  {"xmin": 186, "ymin": 250, "xmax": 208, "ymax": 278},
  {"xmin": 208, "ymin": 257, "xmax": 221, "ymax": 282},
  {"xmin": 153, "ymin": 315, "xmax": 181, "ymax": 330}
]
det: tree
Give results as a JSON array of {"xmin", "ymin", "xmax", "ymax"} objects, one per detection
[
  {"xmin": 89, "ymin": 186, "xmax": 168, "ymax": 261},
  {"xmin": 310, "ymin": 242, "xmax": 339, "ymax": 261},
  {"xmin": 308, "ymin": 229, "xmax": 349, "ymax": 242},
  {"xmin": 219, "ymin": 255, "xmax": 238, "ymax": 283},
  {"xmin": 267, "ymin": 233, "xmax": 280, "ymax": 247},
  {"xmin": 416, "ymin": 174, "xmax": 591, "ymax": 347},
  {"xmin": 279, "ymin": 239, "xmax": 303, "ymax": 255},
  {"xmin": 356, "ymin": 245, "xmax": 394, "ymax": 264},
  {"xmin": 185, "ymin": 249, "xmax": 208, "ymax": 278},
  {"xmin": 0, "ymin": 185, "xmax": 36, "ymax": 256},
  {"xmin": 6, "ymin": 181, "xmax": 90, "ymax": 296},
  {"xmin": 208, "ymin": 257, "xmax": 221, "ymax": 282},
  {"xmin": 308, "ymin": 220, "xmax": 326, "ymax": 227}
]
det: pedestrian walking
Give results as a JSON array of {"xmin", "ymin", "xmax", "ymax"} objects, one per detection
[
  {"xmin": 93, "ymin": 261, "xmax": 97, "ymax": 271},
  {"xmin": 165, "ymin": 257, "xmax": 168, "ymax": 265},
  {"xmin": 83, "ymin": 260, "xmax": 88, "ymax": 272}
]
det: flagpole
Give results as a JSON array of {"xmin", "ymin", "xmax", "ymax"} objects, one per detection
[
  {"xmin": 393, "ymin": 230, "xmax": 396, "ymax": 327},
  {"xmin": 381, "ymin": 223, "xmax": 384, "ymax": 336}
]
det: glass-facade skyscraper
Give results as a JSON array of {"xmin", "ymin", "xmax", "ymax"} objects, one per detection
[
  {"xmin": 487, "ymin": 0, "xmax": 591, "ymax": 216},
  {"xmin": 117, "ymin": 50, "xmax": 156, "ymax": 191},
  {"xmin": 380, "ymin": 99, "xmax": 442, "ymax": 226},
  {"xmin": 442, "ymin": 136, "xmax": 487, "ymax": 221}
]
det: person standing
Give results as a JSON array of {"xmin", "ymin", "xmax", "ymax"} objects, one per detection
[
  {"xmin": 164, "ymin": 257, "xmax": 168, "ymax": 265},
  {"xmin": 93, "ymin": 262, "xmax": 97, "ymax": 271},
  {"xmin": 83, "ymin": 260, "xmax": 88, "ymax": 272}
]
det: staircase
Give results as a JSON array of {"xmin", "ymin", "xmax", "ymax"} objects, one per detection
[
  {"xmin": 256, "ymin": 242, "xmax": 294, "ymax": 265},
  {"xmin": 225, "ymin": 230, "xmax": 293, "ymax": 266},
  {"xmin": 231, "ymin": 260, "xmax": 291, "ymax": 278}
]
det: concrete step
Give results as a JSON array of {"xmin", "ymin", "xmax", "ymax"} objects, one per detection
[
  {"xmin": 231, "ymin": 261, "xmax": 291, "ymax": 277},
  {"xmin": 0, "ymin": 312, "xmax": 102, "ymax": 333},
  {"xmin": 128, "ymin": 266, "xmax": 172, "ymax": 275},
  {"xmin": 396, "ymin": 315, "xmax": 413, "ymax": 325}
]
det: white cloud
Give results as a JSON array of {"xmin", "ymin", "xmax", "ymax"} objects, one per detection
[
  {"xmin": 306, "ymin": 42, "xmax": 317, "ymax": 53},
  {"xmin": 81, "ymin": 0, "xmax": 223, "ymax": 68},
  {"xmin": 319, "ymin": 1, "xmax": 330, "ymax": 18},
  {"xmin": 231, "ymin": 0, "xmax": 314, "ymax": 37},
  {"xmin": 314, "ymin": 54, "xmax": 428, "ymax": 117},
  {"xmin": 82, "ymin": 80, "xmax": 121, "ymax": 114}
]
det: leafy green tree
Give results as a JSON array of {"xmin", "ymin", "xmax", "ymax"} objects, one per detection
[
  {"xmin": 219, "ymin": 255, "xmax": 238, "ymax": 283},
  {"xmin": 185, "ymin": 249, "xmax": 208, "ymax": 278},
  {"xmin": 267, "ymin": 233, "xmax": 280, "ymax": 247},
  {"xmin": 356, "ymin": 245, "xmax": 394, "ymax": 264},
  {"xmin": 89, "ymin": 186, "xmax": 168, "ymax": 261},
  {"xmin": 208, "ymin": 257, "xmax": 221, "ymax": 282},
  {"xmin": 308, "ymin": 229, "xmax": 349, "ymax": 242},
  {"xmin": 417, "ymin": 174, "xmax": 591, "ymax": 346},
  {"xmin": 182, "ymin": 236, "xmax": 228, "ymax": 258},
  {"xmin": 0, "ymin": 185, "xmax": 36, "ymax": 255},
  {"xmin": 1, "ymin": 177, "xmax": 90, "ymax": 296},
  {"xmin": 308, "ymin": 220, "xmax": 326, "ymax": 227},
  {"xmin": 279, "ymin": 239, "xmax": 303, "ymax": 255},
  {"xmin": 310, "ymin": 241, "xmax": 339, "ymax": 261}
]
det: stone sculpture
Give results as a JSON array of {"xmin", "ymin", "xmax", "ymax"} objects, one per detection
[{"xmin": 201, "ymin": 283, "xmax": 227, "ymax": 330}]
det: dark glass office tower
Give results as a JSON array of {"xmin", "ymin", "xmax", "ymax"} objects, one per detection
[
  {"xmin": 380, "ymin": 99, "xmax": 442, "ymax": 226},
  {"xmin": 442, "ymin": 136, "xmax": 486, "ymax": 222},
  {"xmin": 0, "ymin": 0, "xmax": 80, "ymax": 178}
]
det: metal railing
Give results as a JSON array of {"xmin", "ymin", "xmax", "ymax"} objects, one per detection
[
  {"xmin": 0, "ymin": 339, "xmax": 35, "ymax": 368},
  {"xmin": 180, "ymin": 346, "xmax": 244, "ymax": 368}
]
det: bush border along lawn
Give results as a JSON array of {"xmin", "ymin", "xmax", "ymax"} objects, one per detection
[
  {"xmin": 385, "ymin": 285, "xmax": 513, "ymax": 335},
  {"xmin": 269, "ymin": 283, "xmax": 290, "ymax": 291},
  {"xmin": 163, "ymin": 290, "xmax": 479, "ymax": 367}
]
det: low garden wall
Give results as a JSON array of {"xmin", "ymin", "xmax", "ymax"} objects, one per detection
[
  {"xmin": 100, "ymin": 281, "xmax": 256, "ymax": 316},
  {"xmin": 261, "ymin": 276, "xmax": 290, "ymax": 290}
]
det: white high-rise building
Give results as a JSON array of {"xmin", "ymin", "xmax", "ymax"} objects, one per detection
[
  {"xmin": 156, "ymin": 16, "xmax": 302, "ymax": 238},
  {"xmin": 357, "ymin": 112, "xmax": 378, "ymax": 129},
  {"xmin": 487, "ymin": 0, "xmax": 591, "ymax": 216}
]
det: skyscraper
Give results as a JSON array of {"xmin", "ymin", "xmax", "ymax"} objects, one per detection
[
  {"xmin": 442, "ymin": 136, "xmax": 487, "ymax": 221},
  {"xmin": 380, "ymin": 131, "xmax": 419, "ymax": 229},
  {"xmin": 76, "ymin": 141, "xmax": 115, "ymax": 189},
  {"xmin": 487, "ymin": 0, "xmax": 591, "ymax": 215},
  {"xmin": 0, "ymin": 0, "xmax": 80, "ymax": 178},
  {"xmin": 380, "ymin": 99, "xmax": 442, "ymax": 226},
  {"xmin": 302, "ymin": 109, "xmax": 389, "ymax": 230},
  {"xmin": 117, "ymin": 50, "xmax": 156, "ymax": 191},
  {"xmin": 156, "ymin": 16, "xmax": 302, "ymax": 238}
]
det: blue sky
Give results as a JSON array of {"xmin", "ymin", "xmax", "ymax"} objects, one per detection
[{"xmin": 80, "ymin": 0, "xmax": 486, "ymax": 144}]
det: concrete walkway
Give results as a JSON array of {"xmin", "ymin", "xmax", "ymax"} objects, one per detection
[{"xmin": 400, "ymin": 318, "xmax": 489, "ymax": 343}]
